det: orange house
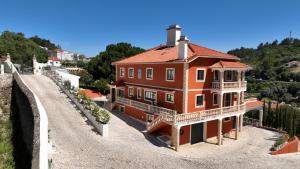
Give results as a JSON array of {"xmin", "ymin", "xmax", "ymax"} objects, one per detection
[{"xmin": 110, "ymin": 25, "xmax": 251, "ymax": 150}]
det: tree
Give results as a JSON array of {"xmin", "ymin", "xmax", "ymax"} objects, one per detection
[
  {"xmin": 0, "ymin": 31, "xmax": 49, "ymax": 65},
  {"xmin": 86, "ymin": 43, "xmax": 145, "ymax": 82},
  {"xmin": 29, "ymin": 35, "xmax": 59, "ymax": 50},
  {"xmin": 93, "ymin": 79, "xmax": 109, "ymax": 94},
  {"xmin": 79, "ymin": 70, "xmax": 93, "ymax": 87}
]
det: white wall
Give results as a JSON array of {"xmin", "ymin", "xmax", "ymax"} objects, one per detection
[{"xmin": 55, "ymin": 69, "xmax": 80, "ymax": 89}]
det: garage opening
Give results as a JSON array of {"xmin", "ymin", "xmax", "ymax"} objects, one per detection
[{"xmin": 191, "ymin": 123, "xmax": 204, "ymax": 144}]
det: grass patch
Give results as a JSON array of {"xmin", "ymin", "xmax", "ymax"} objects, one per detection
[{"xmin": 0, "ymin": 116, "xmax": 15, "ymax": 169}]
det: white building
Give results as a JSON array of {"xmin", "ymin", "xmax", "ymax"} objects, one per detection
[
  {"xmin": 55, "ymin": 69, "xmax": 80, "ymax": 89},
  {"xmin": 47, "ymin": 57, "xmax": 61, "ymax": 67},
  {"xmin": 48, "ymin": 49, "xmax": 76, "ymax": 61}
]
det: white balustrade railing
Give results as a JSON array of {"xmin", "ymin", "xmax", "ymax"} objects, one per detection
[
  {"xmin": 116, "ymin": 96, "xmax": 246, "ymax": 127},
  {"xmin": 175, "ymin": 104, "xmax": 246, "ymax": 125},
  {"xmin": 211, "ymin": 81, "xmax": 247, "ymax": 90},
  {"xmin": 116, "ymin": 97, "xmax": 176, "ymax": 116}
]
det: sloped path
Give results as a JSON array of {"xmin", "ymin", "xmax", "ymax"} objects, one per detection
[{"xmin": 21, "ymin": 74, "xmax": 300, "ymax": 169}]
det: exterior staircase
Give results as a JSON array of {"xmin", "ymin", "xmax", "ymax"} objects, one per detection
[{"xmin": 146, "ymin": 114, "xmax": 172, "ymax": 133}]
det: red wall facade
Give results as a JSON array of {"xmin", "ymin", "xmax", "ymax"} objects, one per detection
[{"xmin": 271, "ymin": 136, "xmax": 299, "ymax": 155}]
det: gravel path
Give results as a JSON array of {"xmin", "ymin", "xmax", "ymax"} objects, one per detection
[{"xmin": 21, "ymin": 74, "xmax": 300, "ymax": 169}]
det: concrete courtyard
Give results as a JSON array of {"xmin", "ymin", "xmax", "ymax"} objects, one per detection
[{"xmin": 22, "ymin": 74, "xmax": 300, "ymax": 169}]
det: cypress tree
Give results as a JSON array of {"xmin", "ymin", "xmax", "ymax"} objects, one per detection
[{"xmin": 267, "ymin": 100, "xmax": 271, "ymax": 126}]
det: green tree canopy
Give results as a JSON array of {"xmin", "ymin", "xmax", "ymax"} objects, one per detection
[
  {"xmin": 0, "ymin": 31, "xmax": 49, "ymax": 65},
  {"xmin": 228, "ymin": 38, "xmax": 300, "ymax": 81},
  {"xmin": 86, "ymin": 42, "xmax": 145, "ymax": 82},
  {"xmin": 29, "ymin": 35, "xmax": 60, "ymax": 50}
]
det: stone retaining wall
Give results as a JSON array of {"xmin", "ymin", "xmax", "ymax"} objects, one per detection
[{"xmin": 4, "ymin": 61, "xmax": 48, "ymax": 169}]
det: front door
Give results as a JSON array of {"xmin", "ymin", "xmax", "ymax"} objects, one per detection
[{"xmin": 191, "ymin": 123, "xmax": 204, "ymax": 144}]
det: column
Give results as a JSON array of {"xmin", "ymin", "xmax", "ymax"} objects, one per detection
[
  {"xmin": 237, "ymin": 92, "xmax": 240, "ymax": 111},
  {"xmin": 220, "ymin": 93, "xmax": 223, "ymax": 114},
  {"xmin": 235, "ymin": 115, "xmax": 239, "ymax": 140},
  {"xmin": 172, "ymin": 125, "xmax": 180, "ymax": 151},
  {"xmin": 239, "ymin": 114, "xmax": 243, "ymax": 132},
  {"xmin": 237, "ymin": 70, "xmax": 241, "ymax": 87},
  {"xmin": 203, "ymin": 122, "xmax": 207, "ymax": 142},
  {"xmin": 220, "ymin": 70, "xmax": 224, "ymax": 89},
  {"xmin": 259, "ymin": 109, "xmax": 263, "ymax": 127},
  {"xmin": 217, "ymin": 119, "xmax": 223, "ymax": 145},
  {"xmin": 0, "ymin": 64, "xmax": 4, "ymax": 75}
]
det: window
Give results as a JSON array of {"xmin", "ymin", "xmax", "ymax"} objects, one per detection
[
  {"xmin": 213, "ymin": 93, "xmax": 218, "ymax": 105},
  {"xmin": 138, "ymin": 68, "xmax": 142, "ymax": 79},
  {"xmin": 196, "ymin": 69, "xmax": 206, "ymax": 82},
  {"xmin": 144, "ymin": 90, "xmax": 156, "ymax": 102},
  {"xmin": 128, "ymin": 68, "xmax": 134, "ymax": 78},
  {"xmin": 224, "ymin": 117, "xmax": 231, "ymax": 122},
  {"xmin": 165, "ymin": 93, "xmax": 174, "ymax": 103},
  {"xmin": 117, "ymin": 89, "xmax": 124, "ymax": 97},
  {"xmin": 119, "ymin": 106, "xmax": 125, "ymax": 113},
  {"xmin": 214, "ymin": 71, "xmax": 219, "ymax": 81},
  {"xmin": 224, "ymin": 70, "xmax": 233, "ymax": 81},
  {"xmin": 224, "ymin": 93, "xmax": 232, "ymax": 107},
  {"xmin": 166, "ymin": 68, "xmax": 175, "ymax": 81},
  {"xmin": 120, "ymin": 67, "xmax": 125, "ymax": 77},
  {"xmin": 137, "ymin": 88, "xmax": 142, "ymax": 99},
  {"xmin": 195, "ymin": 94, "xmax": 204, "ymax": 107},
  {"xmin": 146, "ymin": 68, "xmax": 153, "ymax": 80},
  {"xmin": 128, "ymin": 87, "xmax": 134, "ymax": 97}
]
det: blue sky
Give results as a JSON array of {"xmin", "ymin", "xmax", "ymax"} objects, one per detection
[{"xmin": 0, "ymin": 0, "xmax": 300, "ymax": 57}]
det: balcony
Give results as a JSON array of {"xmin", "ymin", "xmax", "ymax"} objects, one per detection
[
  {"xmin": 175, "ymin": 104, "xmax": 245, "ymax": 126},
  {"xmin": 116, "ymin": 96, "xmax": 246, "ymax": 127},
  {"xmin": 212, "ymin": 81, "xmax": 247, "ymax": 91},
  {"xmin": 115, "ymin": 97, "xmax": 176, "ymax": 116}
]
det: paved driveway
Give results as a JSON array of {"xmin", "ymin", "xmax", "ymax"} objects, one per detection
[{"xmin": 22, "ymin": 74, "xmax": 300, "ymax": 169}]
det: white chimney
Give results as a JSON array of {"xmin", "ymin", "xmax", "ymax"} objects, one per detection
[
  {"xmin": 166, "ymin": 24, "xmax": 181, "ymax": 47},
  {"xmin": 178, "ymin": 35, "xmax": 189, "ymax": 60}
]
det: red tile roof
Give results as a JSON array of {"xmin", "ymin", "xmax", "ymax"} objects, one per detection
[
  {"xmin": 246, "ymin": 100, "xmax": 264, "ymax": 110},
  {"xmin": 112, "ymin": 43, "xmax": 239, "ymax": 64},
  {"xmin": 48, "ymin": 57, "xmax": 60, "ymax": 61},
  {"xmin": 210, "ymin": 61, "xmax": 250, "ymax": 69},
  {"xmin": 79, "ymin": 89, "xmax": 105, "ymax": 99}
]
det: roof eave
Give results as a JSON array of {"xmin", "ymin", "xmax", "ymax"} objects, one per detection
[{"xmin": 188, "ymin": 55, "xmax": 240, "ymax": 63}]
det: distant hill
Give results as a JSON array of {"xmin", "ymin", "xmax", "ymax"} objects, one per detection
[{"xmin": 228, "ymin": 38, "xmax": 300, "ymax": 82}]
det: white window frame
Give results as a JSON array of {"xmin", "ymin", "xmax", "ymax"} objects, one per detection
[
  {"xmin": 120, "ymin": 67, "xmax": 125, "ymax": 77},
  {"xmin": 213, "ymin": 93, "xmax": 219, "ymax": 106},
  {"xmin": 196, "ymin": 68, "xmax": 206, "ymax": 82},
  {"xmin": 146, "ymin": 68, "xmax": 153, "ymax": 80},
  {"xmin": 144, "ymin": 89, "xmax": 157, "ymax": 102},
  {"xmin": 128, "ymin": 67, "xmax": 134, "ymax": 78},
  {"xmin": 137, "ymin": 88, "xmax": 142, "ymax": 99},
  {"xmin": 128, "ymin": 87, "xmax": 134, "ymax": 97},
  {"xmin": 165, "ymin": 93, "xmax": 174, "ymax": 103},
  {"xmin": 195, "ymin": 94, "xmax": 205, "ymax": 108},
  {"xmin": 117, "ymin": 88, "xmax": 125, "ymax": 97},
  {"xmin": 166, "ymin": 68, "xmax": 175, "ymax": 82}
]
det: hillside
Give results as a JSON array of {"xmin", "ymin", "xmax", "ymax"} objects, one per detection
[
  {"xmin": 228, "ymin": 38, "xmax": 300, "ymax": 106},
  {"xmin": 228, "ymin": 38, "xmax": 300, "ymax": 82},
  {"xmin": 0, "ymin": 31, "xmax": 58, "ymax": 66}
]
